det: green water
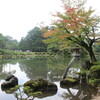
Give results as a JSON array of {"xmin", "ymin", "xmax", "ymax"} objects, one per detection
[{"xmin": 0, "ymin": 57, "xmax": 98, "ymax": 100}]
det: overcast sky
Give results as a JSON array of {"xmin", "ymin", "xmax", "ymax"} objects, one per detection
[{"xmin": 0, "ymin": 0, "xmax": 100, "ymax": 41}]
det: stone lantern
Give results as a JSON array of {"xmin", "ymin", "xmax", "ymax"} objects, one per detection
[
  {"xmin": 62, "ymin": 47, "xmax": 81, "ymax": 79},
  {"xmin": 71, "ymin": 47, "xmax": 80, "ymax": 57}
]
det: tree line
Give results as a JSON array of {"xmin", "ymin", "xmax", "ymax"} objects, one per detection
[
  {"xmin": 0, "ymin": 0, "xmax": 100, "ymax": 62},
  {"xmin": 0, "ymin": 27, "xmax": 48, "ymax": 52},
  {"xmin": 19, "ymin": 27, "xmax": 47, "ymax": 52},
  {"xmin": 0, "ymin": 25, "xmax": 99, "ymax": 56},
  {"xmin": 0, "ymin": 33, "xmax": 18, "ymax": 50}
]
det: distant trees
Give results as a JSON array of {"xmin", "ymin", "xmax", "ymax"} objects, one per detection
[
  {"xmin": 19, "ymin": 27, "xmax": 47, "ymax": 52},
  {"xmin": 0, "ymin": 33, "xmax": 18, "ymax": 50},
  {"xmin": 0, "ymin": 27, "xmax": 47, "ymax": 52},
  {"xmin": 0, "ymin": 33, "xmax": 5, "ymax": 49}
]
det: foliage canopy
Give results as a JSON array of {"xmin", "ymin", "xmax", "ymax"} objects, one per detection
[{"xmin": 43, "ymin": 0, "xmax": 100, "ymax": 62}]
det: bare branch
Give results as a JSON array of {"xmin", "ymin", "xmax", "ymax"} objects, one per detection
[{"xmin": 67, "ymin": 37, "xmax": 82, "ymax": 45}]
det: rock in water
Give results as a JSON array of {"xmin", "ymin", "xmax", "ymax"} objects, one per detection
[{"xmin": 1, "ymin": 75, "xmax": 18, "ymax": 90}]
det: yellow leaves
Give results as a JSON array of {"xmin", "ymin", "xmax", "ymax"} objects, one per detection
[
  {"xmin": 43, "ymin": 29, "xmax": 58, "ymax": 38},
  {"xmin": 42, "ymin": 0, "xmax": 100, "ymax": 49},
  {"xmin": 43, "ymin": 37, "xmax": 58, "ymax": 44},
  {"xmin": 43, "ymin": 30, "xmax": 55, "ymax": 38},
  {"xmin": 59, "ymin": 34, "xmax": 72, "ymax": 39},
  {"xmin": 59, "ymin": 40, "xmax": 72, "ymax": 50}
]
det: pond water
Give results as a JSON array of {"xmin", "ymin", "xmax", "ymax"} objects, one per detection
[{"xmin": 0, "ymin": 57, "xmax": 98, "ymax": 100}]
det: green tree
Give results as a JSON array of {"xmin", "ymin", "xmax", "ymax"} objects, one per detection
[
  {"xmin": 43, "ymin": 0, "xmax": 100, "ymax": 62},
  {"xmin": 0, "ymin": 33, "xmax": 18, "ymax": 50},
  {"xmin": 10, "ymin": 85, "xmax": 41, "ymax": 100},
  {"xmin": 19, "ymin": 37, "xmax": 28, "ymax": 51},
  {"xmin": 0, "ymin": 33, "xmax": 6, "ymax": 49},
  {"xmin": 4, "ymin": 36, "xmax": 18, "ymax": 50},
  {"xmin": 19, "ymin": 27, "xmax": 47, "ymax": 52}
]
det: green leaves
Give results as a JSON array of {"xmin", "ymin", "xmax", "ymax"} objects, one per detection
[
  {"xmin": 19, "ymin": 27, "xmax": 47, "ymax": 52},
  {"xmin": 9, "ymin": 85, "xmax": 42, "ymax": 100},
  {"xmin": 41, "ymin": 0, "xmax": 100, "ymax": 62},
  {"xmin": 0, "ymin": 33, "xmax": 18, "ymax": 50}
]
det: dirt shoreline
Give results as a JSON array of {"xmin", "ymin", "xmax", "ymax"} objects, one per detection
[
  {"xmin": 92, "ymin": 87, "xmax": 100, "ymax": 100},
  {"xmin": 92, "ymin": 96, "xmax": 100, "ymax": 100}
]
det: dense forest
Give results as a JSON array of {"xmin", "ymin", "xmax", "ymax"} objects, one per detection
[
  {"xmin": 19, "ymin": 27, "xmax": 47, "ymax": 52},
  {"xmin": 0, "ymin": 27, "xmax": 47, "ymax": 52},
  {"xmin": 0, "ymin": 26, "xmax": 100, "ymax": 55},
  {"xmin": 0, "ymin": 33, "xmax": 18, "ymax": 50}
]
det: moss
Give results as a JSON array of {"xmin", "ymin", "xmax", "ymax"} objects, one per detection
[
  {"xmin": 89, "ymin": 79, "xmax": 100, "ymax": 87},
  {"xmin": 60, "ymin": 78, "xmax": 79, "ymax": 88},
  {"xmin": 93, "ymin": 61, "xmax": 100, "ymax": 65},
  {"xmin": 24, "ymin": 78, "xmax": 57, "ymax": 92},
  {"xmin": 24, "ymin": 78, "xmax": 57, "ymax": 98},
  {"xmin": 65, "ymin": 78, "xmax": 77, "ymax": 82},
  {"xmin": 89, "ymin": 65, "xmax": 100, "ymax": 86},
  {"xmin": 80, "ymin": 69, "xmax": 89, "ymax": 81},
  {"xmin": 24, "ymin": 78, "xmax": 48, "ymax": 90},
  {"xmin": 80, "ymin": 69, "xmax": 88, "ymax": 76},
  {"xmin": 90, "ymin": 65, "xmax": 100, "ymax": 71}
]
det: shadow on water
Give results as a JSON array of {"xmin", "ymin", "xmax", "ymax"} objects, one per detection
[
  {"xmin": 0, "ymin": 57, "xmax": 99, "ymax": 100},
  {"xmin": 60, "ymin": 82, "xmax": 98, "ymax": 100}
]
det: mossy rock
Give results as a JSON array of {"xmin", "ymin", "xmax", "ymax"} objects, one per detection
[
  {"xmin": 1, "ymin": 75, "xmax": 18, "ymax": 91},
  {"xmin": 60, "ymin": 78, "xmax": 79, "ymax": 88},
  {"xmin": 24, "ymin": 78, "xmax": 57, "ymax": 92}
]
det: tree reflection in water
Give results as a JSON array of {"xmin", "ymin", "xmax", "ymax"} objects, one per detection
[
  {"xmin": 0, "ymin": 58, "xmax": 99, "ymax": 100},
  {"xmin": 61, "ymin": 82, "xmax": 98, "ymax": 100}
]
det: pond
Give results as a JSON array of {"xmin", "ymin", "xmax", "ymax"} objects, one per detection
[{"xmin": 0, "ymin": 57, "xmax": 98, "ymax": 100}]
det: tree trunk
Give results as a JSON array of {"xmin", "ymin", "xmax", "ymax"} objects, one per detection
[{"xmin": 86, "ymin": 46, "xmax": 97, "ymax": 63}]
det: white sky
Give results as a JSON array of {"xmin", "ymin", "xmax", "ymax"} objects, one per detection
[{"xmin": 0, "ymin": 0, "xmax": 100, "ymax": 41}]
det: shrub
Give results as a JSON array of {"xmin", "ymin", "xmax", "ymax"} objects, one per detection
[
  {"xmin": 89, "ymin": 79, "xmax": 100, "ymax": 87},
  {"xmin": 10, "ymin": 85, "xmax": 41, "ymax": 100},
  {"xmin": 89, "ymin": 65, "xmax": 100, "ymax": 79},
  {"xmin": 93, "ymin": 61, "xmax": 100, "ymax": 65}
]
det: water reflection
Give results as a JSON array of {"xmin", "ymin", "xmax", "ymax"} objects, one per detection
[
  {"xmin": 0, "ymin": 58, "xmax": 98, "ymax": 100},
  {"xmin": 19, "ymin": 58, "xmax": 48, "ymax": 79},
  {"xmin": 61, "ymin": 82, "xmax": 97, "ymax": 100}
]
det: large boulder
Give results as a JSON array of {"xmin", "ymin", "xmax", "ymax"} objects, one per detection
[
  {"xmin": 1, "ymin": 75, "xmax": 18, "ymax": 90},
  {"xmin": 5, "ymin": 75, "xmax": 15, "ymax": 81},
  {"xmin": 24, "ymin": 78, "xmax": 57, "ymax": 98},
  {"xmin": 60, "ymin": 78, "xmax": 79, "ymax": 88},
  {"xmin": 24, "ymin": 78, "xmax": 57, "ymax": 92}
]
